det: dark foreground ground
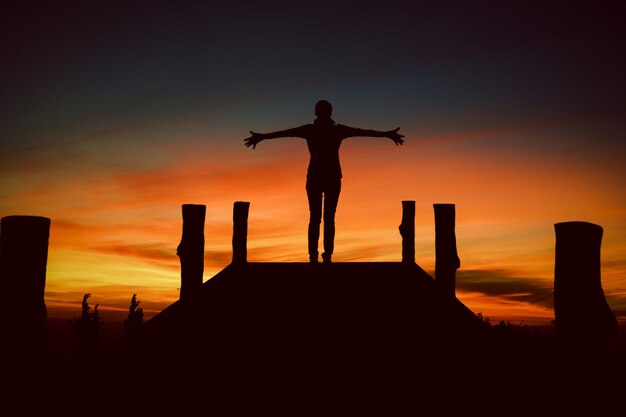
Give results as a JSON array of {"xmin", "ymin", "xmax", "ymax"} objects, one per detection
[
  {"xmin": 11, "ymin": 324, "xmax": 624, "ymax": 414},
  {"xmin": 6, "ymin": 263, "xmax": 626, "ymax": 413}
]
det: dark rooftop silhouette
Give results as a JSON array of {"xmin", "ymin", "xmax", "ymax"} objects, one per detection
[
  {"xmin": 134, "ymin": 262, "xmax": 484, "ymax": 343},
  {"xmin": 112, "ymin": 261, "xmax": 491, "ymax": 390}
]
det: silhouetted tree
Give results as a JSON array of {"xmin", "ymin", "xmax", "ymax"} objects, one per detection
[
  {"xmin": 69, "ymin": 293, "xmax": 104, "ymax": 361},
  {"xmin": 123, "ymin": 294, "xmax": 144, "ymax": 337}
]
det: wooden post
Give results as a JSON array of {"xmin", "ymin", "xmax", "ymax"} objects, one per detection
[
  {"xmin": 232, "ymin": 201, "xmax": 250, "ymax": 264},
  {"xmin": 399, "ymin": 200, "xmax": 415, "ymax": 263},
  {"xmin": 554, "ymin": 221, "xmax": 617, "ymax": 343},
  {"xmin": 434, "ymin": 204, "xmax": 460, "ymax": 297},
  {"xmin": 0, "ymin": 215, "xmax": 50, "ymax": 349},
  {"xmin": 177, "ymin": 204, "xmax": 205, "ymax": 300}
]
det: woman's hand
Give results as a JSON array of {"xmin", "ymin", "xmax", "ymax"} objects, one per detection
[
  {"xmin": 244, "ymin": 131, "xmax": 265, "ymax": 149},
  {"xmin": 387, "ymin": 128, "xmax": 404, "ymax": 145}
]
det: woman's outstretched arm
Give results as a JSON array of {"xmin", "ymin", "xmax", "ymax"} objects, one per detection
[
  {"xmin": 244, "ymin": 126, "xmax": 308, "ymax": 149},
  {"xmin": 341, "ymin": 126, "xmax": 405, "ymax": 145}
]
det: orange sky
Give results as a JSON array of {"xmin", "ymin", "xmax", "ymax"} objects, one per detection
[{"xmin": 3, "ymin": 119, "xmax": 625, "ymax": 327}]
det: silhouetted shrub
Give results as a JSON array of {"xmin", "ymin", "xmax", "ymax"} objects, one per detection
[
  {"xmin": 493, "ymin": 319, "xmax": 527, "ymax": 337},
  {"xmin": 476, "ymin": 312, "xmax": 534, "ymax": 352},
  {"xmin": 69, "ymin": 293, "xmax": 104, "ymax": 361},
  {"xmin": 475, "ymin": 312, "xmax": 492, "ymax": 330},
  {"xmin": 123, "ymin": 294, "xmax": 144, "ymax": 337}
]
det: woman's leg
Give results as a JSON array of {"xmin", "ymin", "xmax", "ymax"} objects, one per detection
[
  {"xmin": 322, "ymin": 179, "xmax": 342, "ymax": 262},
  {"xmin": 306, "ymin": 180, "xmax": 323, "ymax": 262}
]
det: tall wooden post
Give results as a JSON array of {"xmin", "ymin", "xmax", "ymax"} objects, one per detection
[
  {"xmin": 177, "ymin": 204, "xmax": 205, "ymax": 300},
  {"xmin": 434, "ymin": 204, "xmax": 460, "ymax": 297},
  {"xmin": 554, "ymin": 221, "xmax": 617, "ymax": 343},
  {"xmin": 232, "ymin": 201, "xmax": 250, "ymax": 264},
  {"xmin": 0, "ymin": 215, "xmax": 50, "ymax": 349},
  {"xmin": 399, "ymin": 200, "xmax": 415, "ymax": 263}
]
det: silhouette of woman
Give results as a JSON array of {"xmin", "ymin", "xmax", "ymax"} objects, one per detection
[{"xmin": 245, "ymin": 100, "xmax": 404, "ymax": 263}]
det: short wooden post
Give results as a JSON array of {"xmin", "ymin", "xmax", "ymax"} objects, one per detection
[
  {"xmin": 434, "ymin": 204, "xmax": 460, "ymax": 297},
  {"xmin": 177, "ymin": 204, "xmax": 205, "ymax": 300},
  {"xmin": 554, "ymin": 221, "xmax": 617, "ymax": 343},
  {"xmin": 0, "ymin": 215, "xmax": 51, "ymax": 348},
  {"xmin": 232, "ymin": 201, "xmax": 250, "ymax": 264},
  {"xmin": 399, "ymin": 200, "xmax": 415, "ymax": 263}
]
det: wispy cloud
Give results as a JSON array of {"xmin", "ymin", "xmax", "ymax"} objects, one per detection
[
  {"xmin": 97, "ymin": 243, "xmax": 178, "ymax": 267},
  {"xmin": 457, "ymin": 268, "xmax": 625, "ymax": 323},
  {"xmin": 457, "ymin": 269, "xmax": 554, "ymax": 310}
]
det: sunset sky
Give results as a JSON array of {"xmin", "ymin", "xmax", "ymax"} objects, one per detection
[{"xmin": 2, "ymin": 1, "xmax": 625, "ymax": 326}]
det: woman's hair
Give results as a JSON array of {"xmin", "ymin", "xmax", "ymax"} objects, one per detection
[{"xmin": 315, "ymin": 100, "xmax": 333, "ymax": 119}]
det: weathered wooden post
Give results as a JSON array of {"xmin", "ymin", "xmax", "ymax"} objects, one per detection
[
  {"xmin": 0, "ymin": 215, "xmax": 51, "ymax": 349},
  {"xmin": 554, "ymin": 221, "xmax": 617, "ymax": 343},
  {"xmin": 232, "ymin": 201, "xmax": 250, "ymax": 264},
  {"xmin": 434, "ymin": 204, "xmax": 460, "ymax": 297},
  {"xmin": 399, "ymin": 200, "xmax": 415, "ymax": 263},
  {"xmin": 177, "ymin": 204, "xmax": 205, "ymax": 300}
]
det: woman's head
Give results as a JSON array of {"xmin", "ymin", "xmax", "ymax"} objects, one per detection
[{"xmin": 315, "ymin": 100, "xmax": 333, "ymax": 119}]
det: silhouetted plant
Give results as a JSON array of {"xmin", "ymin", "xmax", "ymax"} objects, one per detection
[
  {"xmin": 69, "ymin": 293, "xmax": 104, "ymax": 360},
  {"xmin": 476, "ymin": 313, "xmax": 534, "ymax": 346},
  {"xmin": 123, "ymin": 294, "xmax": 144, "ymax": 337},
  {"xmin": 476, "ymin": 312, "xmax": 492, "ymax": 330},
  {"xmin": 492, "ymin": 319, "xmax": 528, "ymax": 339}
]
